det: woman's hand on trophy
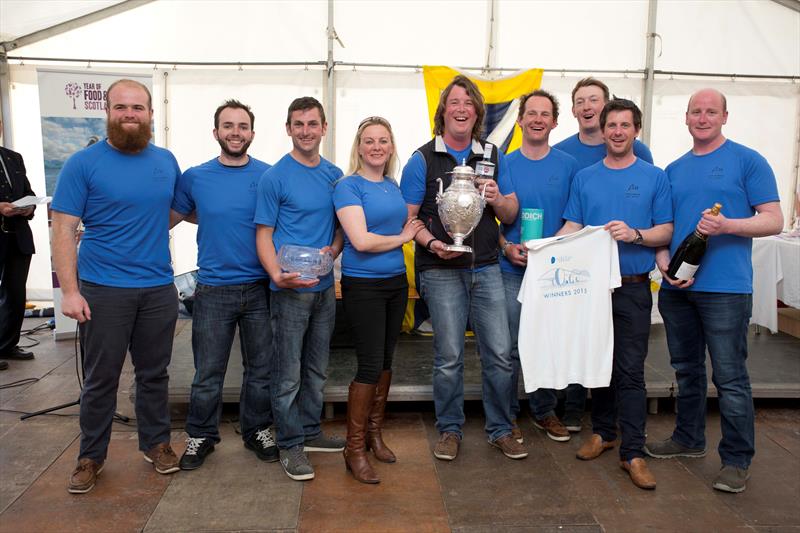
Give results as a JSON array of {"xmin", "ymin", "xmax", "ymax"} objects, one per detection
[{"xmin": 400, "ymin": 217, "xmax": 425, "ymax": 241}]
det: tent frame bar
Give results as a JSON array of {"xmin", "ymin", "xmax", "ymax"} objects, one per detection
[{"xmin": 5, "ymin": 56, "xmax": 798, "ymax": 82}]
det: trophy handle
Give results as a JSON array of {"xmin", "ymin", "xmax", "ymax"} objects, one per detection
[
  {"xmin": 479, "ymin": 182, "xmax": 487, "ymax": 199},
  {"xmin": 436, "ymin": 177, "xmax": 444, "ymax": 201}
]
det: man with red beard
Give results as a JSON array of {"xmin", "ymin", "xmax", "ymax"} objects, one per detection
[
  {"xmin": 51, "ymin": 79, "xmax": 182, "ymax": 494},
  {"xmin": 170, "ymin": 100, "xmax": 276, "ymax": 470}
]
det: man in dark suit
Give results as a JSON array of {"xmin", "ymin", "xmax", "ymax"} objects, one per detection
[{"xmin": 0, "ymin": 138, "xmax": 37, "ymax": 368}]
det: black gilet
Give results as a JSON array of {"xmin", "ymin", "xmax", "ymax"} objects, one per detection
[{"xmin": 414, "ymin": 136, "xmax": 501, "ymax": 272}]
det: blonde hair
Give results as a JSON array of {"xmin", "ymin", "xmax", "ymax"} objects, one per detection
[{"xmin": 346, "ymin": 116, "xmax": 399, "ymax": 179}]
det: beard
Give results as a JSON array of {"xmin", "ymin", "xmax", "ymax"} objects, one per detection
[
  {"xmin": 217, "ymin": 137, "xmax": 252, "ymax": 159},
  {"xmin": 107, "ymin": 118, "xmax": 152, "ymax": 153}
]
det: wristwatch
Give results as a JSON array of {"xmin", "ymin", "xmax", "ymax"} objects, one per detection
[
  {"xmin": 501, "ymin": 241, "xmax": 513, "ymax": 257},
  {"xmin": 632, "ymin": 229, "xmax": 644, "ymax": 245}
]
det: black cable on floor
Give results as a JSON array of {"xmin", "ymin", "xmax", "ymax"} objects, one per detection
[{"xmin": 0, "ymin": 377, "xmax": 40, "ymax": 389}]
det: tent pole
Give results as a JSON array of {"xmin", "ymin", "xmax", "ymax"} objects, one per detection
[
  {"xmin": 641, "ymin": 0, "xmax": 658, "ymax": 146},
  {"xmin": 483, "ymin": 0, "xmax": 499, "ymax": 78},
  {"xmin": 0, "ymin": 53, "xmax": 12, "ymax": 147},
  {"xmin": 325, "ymin": 0, "xmax": 336, "ymax": 161}
]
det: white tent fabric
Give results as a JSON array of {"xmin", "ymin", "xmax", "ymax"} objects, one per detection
[{"xmin": 1, "ymin": 0, "xmax": 798, "ymax": 300}]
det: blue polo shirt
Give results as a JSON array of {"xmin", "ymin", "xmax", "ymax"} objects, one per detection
[
  {"xmin": 563, "ymin": 158, "xmax": 672, "ymax": 275},
  {"xmin": 51, "ymin": 140, "xmax": 180, "ymax": 288},
  {"xmin": 172, "ymin": 157, "xmax": 271, "ymax": 286},
  {"xmin": 333, "ymin": 174, "xmax": 407, "ymax": 278},
  {"xmin": 662, "ymin": 140, "xmax": 779, "ymax": 294},
  {"xmin": 254, "ymin": 153, "xmax": 343, "ymax": 292},
  {"xmin": 500, "ymin": 148, "xmax": 578, "ymax": 275}
]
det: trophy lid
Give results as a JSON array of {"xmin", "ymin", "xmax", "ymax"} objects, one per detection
[{"xmin": 450, "ymin": 163, "xmax": 476, "ymax": 180}]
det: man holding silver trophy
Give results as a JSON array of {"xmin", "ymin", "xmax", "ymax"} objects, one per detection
[{"xmin": 400, "ymin": 75, "xmax": 526, "ymax": 462}]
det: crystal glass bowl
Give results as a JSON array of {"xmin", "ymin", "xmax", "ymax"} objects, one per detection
[{"xmin": 277, "ymin": 245, "xmax": 333, "ymax": 280}]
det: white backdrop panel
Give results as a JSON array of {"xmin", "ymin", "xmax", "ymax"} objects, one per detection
[
  {"xmin": 496, "ymin": 0, "xmax": 649, "ymax": 71},
  {"xmin": 656, "ymin": 1, "xmax": 800, "ymax": 76},
  {"xmin": 333, "ymin": 1, "xmax": 487, "ymax": 67},
  {"xmin": 334, "ymin": 70, "xmax": 431, "ymax": 178},
  {"xmin": 650, "ymin": 79, "xmax": 799, "ymax": 225},
  {"xmin": 162, "ymin": 68, "xmax": 324, "ymax": 275},
  {"xmin": 11, "ymin": 1, "xmax": 328, "ymax": 63}
]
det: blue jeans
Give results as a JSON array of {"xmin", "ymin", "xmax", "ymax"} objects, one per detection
[
  {"xmin": 185, "ymin": 281, "xmax": 273, "ymax": 443},
  {"xmin": 270, "ymin": 287, "xmax": 335, "ymax": 449},
  {"xmin": 419, "ymin": 264, "xmax": 514, "ymax": 441},
  {"xmin": 502, "ymin": 271, "xmax": 581, "ymax": 421},
  {"xmin": 658, "ymin": 289, "xmax": 754, "ymax": 468},
  {"xmin": 591, "ymin": 281, "xmax": 651, "ymax": 461}
]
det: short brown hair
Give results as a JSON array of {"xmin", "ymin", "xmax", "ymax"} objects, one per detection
[
  {"xmin": 599, "ymin": 98, "xmax": 642, "ymax": 131},
  {"xmin": 433, "ymin": 75, "xmax": 485, "ymax": 141},
  {"xmin": 214, "ymin": 99, "xmax": 255, "ymax": 130},
  {"xmin": 286, "ymin": 96, "xmax": 326, "ymax": 125},
  {"xmin": 518, "ymin": 89, "xmax": 560, "ymax": 121},
  {"xmin": 571, "ymin": 77, "xmax": 610, "ymax": 104}
]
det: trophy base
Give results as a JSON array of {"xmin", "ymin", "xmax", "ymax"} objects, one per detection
[{"xmin": 442, "ymin": 244, "xmax": 473, "ymax": 253}]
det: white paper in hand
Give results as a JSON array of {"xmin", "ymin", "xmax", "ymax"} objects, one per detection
[{"xmin": 12, "ymin": 196, "xmax": 52, "ymax": 208}]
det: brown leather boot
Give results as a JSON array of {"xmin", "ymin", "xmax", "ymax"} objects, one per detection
[
  {"xmin": 344, "ymin": 381, "xmax": 379, "ymax": 484},
  {"xmin": 366, "ymin": 370, "xmax": 396, "ymax": 463}
]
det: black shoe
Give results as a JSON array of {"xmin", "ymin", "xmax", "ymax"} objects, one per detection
[
  {"xmin": 179, "ymin": 437, "xmax": 215, "ymax": 470},
  {"xmin": 0, "ymin": 361, "xmax": 8, "ymax": 370},
  {"xmin": 0, "ymin": 347, "xmax": 34, "ymax": 360},
  {"xmin": 244, "ymin": 427, "xmax": 279, "ymax": 462}
]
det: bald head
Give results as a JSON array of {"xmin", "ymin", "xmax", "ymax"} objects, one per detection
[
  {"xmin": 688, "ymin": 88, "xmax": 726, "ymax": 114},
  {"xmin": 107, "ymin": 79, "xmax": 152, "ymax": 111}
]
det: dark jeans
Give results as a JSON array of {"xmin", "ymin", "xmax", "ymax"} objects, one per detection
[
  {"xmin": 341, "ymin": 274, "xmax": 407, "ymax": 385},
  {"xmin": 270, "ymin": 287, "xmax": 335, "ymax": 449},
  {"xmin": 185, "ymin": 281, "xmax": 273, "ymax": 443},
  {"xmin": 590, "ymin": 281, "xmax": 651, "ymax": 461},
  {"xmin": 0, "ymin": 238, "xmax": 31, "ymax": 354},
  {"xmin": 78, "ymin": 282, "xmax": 178, "ymax": 462},
  {"xmin": 658, "ymin": 289, "xmax": 754, "ymax": 468}
]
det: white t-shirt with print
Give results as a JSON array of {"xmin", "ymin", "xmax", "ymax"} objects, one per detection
[{"xmin": 517, "ymin": 226, "xmax": 621, "ymax": 392}]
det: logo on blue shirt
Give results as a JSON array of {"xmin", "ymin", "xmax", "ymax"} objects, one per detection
[
  {"xmin": 709, "ymin": 166, "xmax": 724, "ymax": 179},
  {"xmin": 625, "ymin": 183, "xmax": 640, "ymax": 199},
  {"xmin": 153, "ymin": 167, "xmax": 169, "ymax": 182}
]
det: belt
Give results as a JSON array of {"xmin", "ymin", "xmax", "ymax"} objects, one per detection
[{"xmin": 621, "ymin": 273, "xmax": 649, "ymax": 284}]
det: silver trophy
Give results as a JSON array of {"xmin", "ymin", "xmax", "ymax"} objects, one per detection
[{"xmin": 436, "ymin": 163, "xmax": 486, "ymax": 253}]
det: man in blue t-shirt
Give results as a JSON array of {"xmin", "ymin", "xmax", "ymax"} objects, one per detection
[
  {"xmin": 560, "ymin": 98, "xmax": 673, "ymax": 490},
  {"xmin": 499, "ymin": 89, "xmax": 578, "ymax": 444},
  {"xmin": 401, "ymin": 75, "xmax": 526, "ymax": 462},
  {"xmin": 552, "ymin": 77, "xmax": 655, "ymax": 432},
  {"xmin": 645, "ymin": 89, "xmax": 783, "ymax": 494},
  {"xmin": 254, "ymin": 97, "xmax": 344, "ymax": 481},
  {"xmin": 51, "ymin": 79, "xmax": 182, "ymax": 494},
  {"xmin": 170, "ymin": 100, "xmax": 276, "ymax": 471}
]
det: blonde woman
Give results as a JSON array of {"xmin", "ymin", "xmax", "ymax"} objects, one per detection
[{"xmin": 333, "ymin": 117, "xmax": 422, "ymax": 483}]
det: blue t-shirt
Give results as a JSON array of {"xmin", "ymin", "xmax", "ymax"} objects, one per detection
[
  {"xmin": 400, "ymin": 145, "xmax": 514, "ymax": 206},
  {"xmin": 51, "ymin": 141, "xmax": 179, "ymax": 288},
  {"xmin": 333, "ymin": 175, "xmax": 407, "ymax": 278},
  {"xmin": 172, "ymin": 157, "xmax": 271, "ymax": 286},
  {"xmin": 554, "ymin": 133, "xmax": 654, "ymax": 170},
  {"xmin": 254, "ymin": 154, "xmax": 343, "ymax": 292},
  {"xmin": 500, "ymin": 148, "xmax": 578, "ymax": 275},
  {"xmin": 563, "ymin": 159, "xmax": 673, "ymax": 275},
  {"xmin": 662, "ymin": 140, "xmax": 779, "ymax": 294}
]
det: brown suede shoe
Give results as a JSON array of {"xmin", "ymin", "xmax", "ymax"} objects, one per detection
[
  {"xmin": 434, "ymin": 432, "xmax": 460, "ymax": 461},
  {"xmin": 576, "ymin": 434, "xmax": 615, "ymax": 460},
  {"xmin": 68, "ymin": 458, "xmax": 104, "ymax": 494},
  {"xmin": 144, "ymin": 443, "xmax": 180, "ymax": 474},
  {"xmin": 490, "ymin": 434, "xmax": 529, "ymax": 460},
  {"xmin": 621, "ymin": 457, "xmax": 657, "ymax": 490},
  {"xmin": 533, "ymin": 415, "xmax": 570, "ymax": 442}
]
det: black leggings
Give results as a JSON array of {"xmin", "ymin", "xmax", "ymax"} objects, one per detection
[{"xmin": 341, "ymin": 273, "xmax": 408, "ymax": 384}]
